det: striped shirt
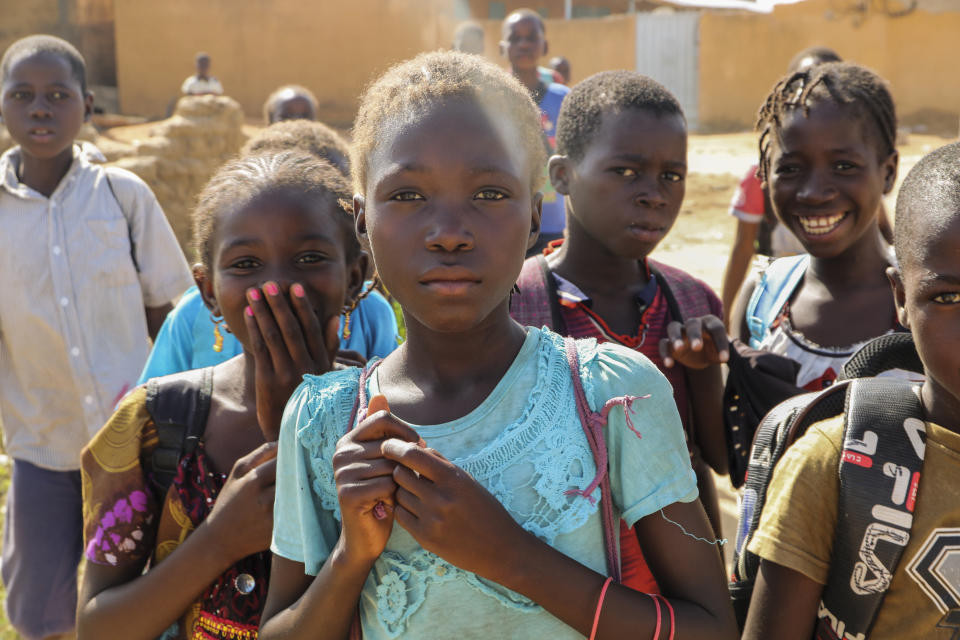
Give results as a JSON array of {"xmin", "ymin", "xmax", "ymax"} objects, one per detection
[{"xmin": 0, "ymin": 145, "xmax": 192, "ymax": 469}]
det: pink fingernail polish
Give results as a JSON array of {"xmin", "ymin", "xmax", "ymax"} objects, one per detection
[
  {"xmin": 265, "ymin": 282, "xmax": 279, "ymax": 296},
  {"xmin": 245, "ymin": 306, "xmax": 253, "ymax": 317},
  {"xmin": 248, "ymin": 288, "xmax": 260, "ymax": 301},
  {"xmin": 291, "ymin": 283, "xmax": 305, "ymax": 298}
]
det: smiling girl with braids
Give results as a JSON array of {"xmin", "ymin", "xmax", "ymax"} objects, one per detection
[{"xmin": 730, "ymin": 62, "xmax": 903, "ymax": 391}]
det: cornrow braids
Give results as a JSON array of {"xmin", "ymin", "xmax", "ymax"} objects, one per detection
[
  {"xmin": 756, "ymin": 62, "xmax": 897, "ymax": 185},
  {"xmin": 351, "ymin": 50, "xmax": 546, "ymax": 195},
  {"xmin": 192, "ymin": 150, "xmax": 359, "ymax": 275},
  {"xmin": 241, "ymin": 119, "xmax": 351, "ymax": 177}
]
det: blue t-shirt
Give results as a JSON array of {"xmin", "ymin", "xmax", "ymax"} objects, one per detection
[
  {"xmin": 136, "ymin": 284, "xmax": 400, "ymax": 385},
  {"xmin": 272, "ymin": 327, "xmax": 697, "ymax": 639},
  {"xmin": 539, "ymin": 83, "xmax": 570, "ymax": 235}
]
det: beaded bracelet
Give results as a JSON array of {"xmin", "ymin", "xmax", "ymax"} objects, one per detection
[{"xmin": 589, "ymin": 577, "xmax": 613, "ymax": 640}]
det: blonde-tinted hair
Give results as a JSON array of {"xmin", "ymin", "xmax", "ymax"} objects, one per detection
[{"xmin": 351, "ymin": 50, "xmax": 546, "ymax": 194}]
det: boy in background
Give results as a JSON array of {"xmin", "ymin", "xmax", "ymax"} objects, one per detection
[
  {"xmin": 512, "ymin": 71, "xmax": 728, "ymax": 592},
  {"xmin": 0, "ymin": 35, "xmax": 191, "ymax": 638},
  {"xmin": 500, "ymin": 8, "xmax": 569, "ymax": 254},
  {"xmin": 181, "ymin": 51, "xmax": 223, "ymax": 96}
]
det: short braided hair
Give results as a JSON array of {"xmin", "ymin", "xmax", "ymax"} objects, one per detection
[
  {"xmin": 242, "ymin": 119, "xmax": 350, "ymax": 176},
  {"xmin": 894, "ymin": 141, "xmax": 960, "ymax": 269},
  {"xmin": 756, "ymin": 62, "xmax": 897, "ymax": 185},
  {"xmin": 1, "ymin": 35, "xmax": 87, "ymax": 93},
  {"xmin": 556, "ymin": 70, "xmax": 684, "ymax": 162},
  {"xmin": 192, "ymin": 151, "xmax": 358, "ymax": 274},
  {"xmin": 351, "ymin": 50, "xmax": 546, "ymax": 194}
]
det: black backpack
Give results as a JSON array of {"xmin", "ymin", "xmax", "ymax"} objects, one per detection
[
  {"xmin": 729, "ymin": 333, "xmax": 926, "ymax": 637},
  {"xmin": 144, "ymin": 367, "xmax": 214, "ymax": 499}
]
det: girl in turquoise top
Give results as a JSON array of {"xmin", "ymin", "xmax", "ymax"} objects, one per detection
[{"xmin": 261, "ymin": 52, "xmax": 736, "ymax": 640}]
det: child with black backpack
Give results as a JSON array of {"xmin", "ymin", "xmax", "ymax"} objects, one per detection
[
  {"xmin": 77, "ymin": 151, "xmax": 370, "ymax": 640},
  {"xmin": 741, "ymin": 141, "xmax": 960, "ymax": 639},
  {"xmin": 509, "ymin": 71, "xmax": 729, "ymax": 592}
]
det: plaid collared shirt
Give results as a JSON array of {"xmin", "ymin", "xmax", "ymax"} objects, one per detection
[{"xmin": 0, "ymin": 145, "xmax": 192, "ymax": 469}]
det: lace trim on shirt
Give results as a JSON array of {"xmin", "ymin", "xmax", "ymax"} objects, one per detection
[
  {"xmin": 375, "ymin": 548, "xmax": 540, "ymax": 638},
  {"xmin": 297, "ymin": 367, "xmax": 364, "ymax": 520},
  {"xmin": 294, "ymin": 332, "xmax": 607, "ymax": 633}
]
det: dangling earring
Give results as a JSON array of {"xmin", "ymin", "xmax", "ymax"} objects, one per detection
[
  {"xmin": 211, "ymin": 313, "xmax": 225, "ymax": 352},
  {"xmin": 342, "ymin": 298, "xmax": 360, "ymax": 340},
  {"xmin": 342, "ymin": 309, "xmax": 352, "ymax": 340}
]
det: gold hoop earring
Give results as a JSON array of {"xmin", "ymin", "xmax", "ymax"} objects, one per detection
[{"xmin": 211, "ymin": 313, "xmax": 225, "ymax": 353}]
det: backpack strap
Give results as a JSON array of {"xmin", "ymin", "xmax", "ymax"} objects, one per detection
[
  {"xmin": 103, "ymin": 169, "xmax": 141, "ymax": 273},
  {"xmin": 648, "ymin": 260, "xmax": 714, "ymax": 321},
  {"xmin": 509, "ymin": 255, "xmax": 563, "ymax": 331},
  {"xmin": 562, "ymin": 337, "xmax": 652, "ymax": 584},
  {"xmin": 818, "ymin": 378, "xmax": 925, "ymax": 639},
  {"xmin": 144, "ymin": 367, "xmax": 214, "ymax": 496},
  {"xmin": 745, "ymin": 254, "xmax": 810, "ymax": 349},
  {"xmin": 730, "ymin": 381, "xmax": 849, "ymax": 627}
]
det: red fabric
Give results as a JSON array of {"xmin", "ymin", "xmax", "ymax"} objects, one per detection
[
  {"xmin": 523, "ymin": 244, "xmax": 722, "ymax": 595},
  {"xmin": 730, "ymin": 164, "xmax": 766, "ymax": 222},
  {"xmin": 557, "ymin": 287, "xmax": 693, "ymax": 594}
]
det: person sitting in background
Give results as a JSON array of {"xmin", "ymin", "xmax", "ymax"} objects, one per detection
[
  {"xmin": 262, "ymin": 85, "xmax": 318, "ymax": 124},
  {"xmin": 181, "ymin": 51, "xmax": 223, "ymax": 96}
]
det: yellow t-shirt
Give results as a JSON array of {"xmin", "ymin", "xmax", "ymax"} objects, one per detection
[{"xmin": 749, "ymin": 414, "xmax": 960, "ymax": 638}]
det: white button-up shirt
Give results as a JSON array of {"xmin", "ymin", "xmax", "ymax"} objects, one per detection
[
  {"xmin": 181, "ymin": 75, "xmax": 224, "ymax": 95},
  {"xmin": 0, "ymin": 145, "xmax": 192, "ymax": 469}
]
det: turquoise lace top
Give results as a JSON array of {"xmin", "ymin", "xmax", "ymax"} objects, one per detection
[{"xmin": 272, "ymin": 328, "xmax": 697, "ymax": 639}]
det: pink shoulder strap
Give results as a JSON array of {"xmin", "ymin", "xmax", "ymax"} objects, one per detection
[
  {"xmin": 563, "ymin": 338, "xmax": 647, "ymax": 584},
  {"xmin": 346, "ymin": 341, "xmax": 638, "ymax": 628}
]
